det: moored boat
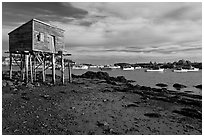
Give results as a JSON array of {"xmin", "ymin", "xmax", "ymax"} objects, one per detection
[
  {"xmin": 134, "ymin": 66, "xmax": 142, "ymax": 69},
  {"xmin": 145, "ymin": 68, "xmax": 164, "ymax": 72},
  {"xmin": 186, "ymin": 67, "xmax": 199, "ymax": 72},
  {"xmin": 173, "ymin": 68, "xmax": 188, "ymax": 72},
  {"xmin": 99, "ymin": 65, "xmax": 112, "ymax": 71},
  {"xmin": 72, "ymin": 65, "xmax": 88, "ymax": 70},
  {"xmin": 173, "ymin": 67, "xmax": 199, "ymax": 72},
  {"xmin": 122, "ymin": 66, "xmax": 134, "ymax": 70}
]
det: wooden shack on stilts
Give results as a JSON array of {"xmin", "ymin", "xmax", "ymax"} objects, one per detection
[{"xmin": 7, "ymin": 19, "xmax": 72, "ymax": 84}]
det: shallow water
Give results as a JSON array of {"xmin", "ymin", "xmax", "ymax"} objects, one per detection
[
  {"xmin": 70, "ymin": 68, "xmax": 202, "ymax": 95},
  {"xmin": 3, "ymin": 66, "xmax": 202, "ymax": 95}
]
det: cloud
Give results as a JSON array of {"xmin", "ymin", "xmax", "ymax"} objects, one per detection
[
  {"xmin": 2, "ymin": 2, "xmax": 88, "ymax": 26},
  {"xmin": 2, "ymin": 2, "xmax": 202, "ymax": 63}
]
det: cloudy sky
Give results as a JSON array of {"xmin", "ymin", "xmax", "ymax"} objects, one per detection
[{"xmin": 2, "ymin": 2, "xmax": 202, "ymax": 64}]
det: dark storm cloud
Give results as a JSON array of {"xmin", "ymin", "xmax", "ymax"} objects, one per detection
[{"xmin": 2, "ymin": 2, "xmax": 88, "ymax": 26}]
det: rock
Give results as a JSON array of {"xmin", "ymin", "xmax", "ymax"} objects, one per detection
[
  {"xmin": 101, "ymin": 89, "xmax": 113, "ymax": 93},
  {"xmin": 184, "ymin": 90, "xmax": 193, "ymax": 93},
  {"xmin": 103, "ymin": 99, "xmax": 109, "ymax": 102},
  {"xmin": 194, "ymin": 84, "xmax": 202, "ymax": 89},
  {"xmin": 156, "ymin": 83, "xmax": 168, "ymax": 87},
  {"xmin": 59, "ymin": 91, "xmax": 66, "ymax": 94},
  {"xmin": 96, "ymin": 71, "xmax": 110, "ymax": 80},
  {"xmin": 40, "ymin": 94, "xmax": 51, "ymax": 100},
  {"xmin": 144, "ymin": 113, "xmax": 161, "ymax": 118},
  {"xmin": 81, "ymin": 71, "xmax": 110, "ymax": 80},
  {"xmin": 173, "ymin": 83, "xmax": 187, "ymax": 90},
  {"xmin": 26, "ymin": 83, "xmax": 34, "ymax": 88},
  {"xmin": 21, "ymin": 96, "xmax": 30, "ymax": 101},
  {"xmin": 123, "ymin": 103, "xmax": 139, "ymax": 108},
  {"xmin": 35, "ymin": 82, "xmax": 40, "ymax": 87},
  {"xmin": 106, "ymin": 80, "xmax": 117, "ymax": 85},
  {"xmin": 115, "ymin": 76, "xmax": 127, "ymax": 83},
  {"xmin": 7, "ymin": 81, "xmax": 14, "ymax": 86},
  {"xmin": 140, "ymin": 86, "xmax": 152, "ymax": 91},
  {"xmin": 2, "ymin": 80, "xmax": 7, "ymax": 87},
  {"xmin": 96, "ymin": 121, "xmax": 109, "ymax": 127},
  {"xmin": 173, "ymin": 108, "xmax": 202, "ymax": 119},
  {"xmin": 177, "ymin": 97, "xmax": 202, "ymax": 107}
]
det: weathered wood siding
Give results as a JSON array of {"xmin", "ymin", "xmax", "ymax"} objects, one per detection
[
  {"xmin": 8, "ymin": 21, "xmax": 32, "ymax": 52},
  {"xmin": 33, "ymin": 20, "xmax": 65, "ymax": 53}
]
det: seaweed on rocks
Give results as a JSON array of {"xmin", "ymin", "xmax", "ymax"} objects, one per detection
[
  {"xmin": 173, "ymin": 83, "xmax": 187, "ymax": 90},
  {"xmin": 194, "ymin": 84, "xmax": 202, "ymax": 89},
  {"xmin": 173, "ymin": 108, "xmax": 202, "ymax": 119},
  {"xmin": 156, "ymin": 83, "xmax": 168, "ymax": 87}
]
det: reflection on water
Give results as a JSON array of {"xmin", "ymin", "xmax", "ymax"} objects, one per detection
[{"xmin": 3, "ymin": 66, "xmax": 202, "ymax": 95}]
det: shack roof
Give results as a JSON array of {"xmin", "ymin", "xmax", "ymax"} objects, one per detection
[{"xmin": 8, "ymin": 18, "xmax": 65, "ymax": 35}]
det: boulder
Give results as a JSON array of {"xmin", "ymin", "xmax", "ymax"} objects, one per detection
[
  {"xmin": 2, "ymin": 80, "xmax": 7, "ymax": 87},
  {"xmin": 81, "ymin": 71, "xmax": 110, "ymax": 80},
  {"xmin": 26, "ymin": 83, "xmax": 34, "ymax": 88},
  {"xmin": 194, "ymin": 84, "xmax": 202, "ymax": 89},
  {"xmin": 115, "ymin": 76, "xmax": 127, "ymax": 83},
  {"xmin": 96, "ymin": 71, "xmax": 110, "ymax": 80},
  {"xmin": 7, "ymin": 81, "xmax": 14, "ymax": 86},
  {"xmin": 173, "ymin": 83, "xmax": 187, "ymax": 90},
  {"xmin": 140, "ymin": 86, "xmax": 152, "ymax": 91},
  {"xmin": 156, "ymin": 83, "xmax": 168, "ymax": 87}
]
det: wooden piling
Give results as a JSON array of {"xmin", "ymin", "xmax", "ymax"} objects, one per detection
[
  {"xmin": 29, "ymin": 54, "xmax": 33, "ymax": 83},
  {"xmin": 61, "ymin": 52, "xmax": 64, "ymax": 84},
  {"xmin": 9, "ymin": 53, "xmax": 12, "ymax": 79},
  {"xmin": 52, "ymin": 53, "xmax": 55, "ymax": 84},
  {"xmin": 20, "ymin": 54, "xmax": 24, "ymax": 80},
  {"xmin": 42, "ymin": 55, "xmax": 45, "ymax": 82},
  {"xmin": 33, "ymin": 55, "xmax": 36, "ymax": 81},
  {"xmin": 68, "ymin": 62, "xmax": 72, "ymax": 83},
  {"xmin": 25, "ymin": 54, "xmax": 29, "ymax": 83},
  {"xmin": 22, "ymin": 54, "xmax": 25, "ymax": 81}
]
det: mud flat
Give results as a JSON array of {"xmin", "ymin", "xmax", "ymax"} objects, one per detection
[{"xmin": 2, "ymin": 71, "xmax": 202, "ymax": 135}]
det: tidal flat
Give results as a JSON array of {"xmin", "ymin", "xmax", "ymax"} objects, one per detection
[{"xmin": 2, "ymin": 71, "xmax": 202, "ymax": 135}]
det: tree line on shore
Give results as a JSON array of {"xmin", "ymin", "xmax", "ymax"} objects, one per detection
[{"xmin": 114, "ymin": 59, "xmax": 202, "ymax": 69}]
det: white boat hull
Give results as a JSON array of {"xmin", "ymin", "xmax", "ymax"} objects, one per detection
[
  {"xmin": 146, "ymin": 69, "xmax": 164, "ymax": 72},
  {"xmin": 72, "ymin": 66, "xmax": 88, "ymax": 70},
  {"xmin": 173, "ymin": 68, "xmax": 199, "ymax": 72},
  {"xmin": 123, "ymin": 67, "xmax": 134, "ymax": 70}
]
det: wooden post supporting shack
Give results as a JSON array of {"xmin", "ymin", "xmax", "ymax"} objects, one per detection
[
  {"xmin": 29, "ymin": 54, "xmax": 33, "ymax": 83},
  {"xmin": 42, "ymin": 55, "xmax": 45, "ymax": 82},
  {"xmin": 68, "ymin": 62, "xmax": 72, "ymax": 83},
  {"xmin": 33, "ymin": 55, "xmax": 36, "ymax": 81},
  {"xmin": 60, "ymin": 51, "xmax": 65, "ymax": 84},
  {"xmin": 52, "ymin": 53, "xmax": 56, "ymax": 84},
  {"xmin": 25, "ymin": 53, "xmax": 29, "ymax": 83},
  {"xmin": 9, "ymin": 53, "xmax": 12, "ymax": 79}
]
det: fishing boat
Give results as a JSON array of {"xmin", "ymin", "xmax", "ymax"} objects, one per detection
[
  {"xmin": 186, "ymin": 67, "xmax": 199, "ymax": 72},
  {"xmin": 99, "ymin": 65, "xmax": 112, "ymax": 71},
  {"xmin": 145, "ymin": 67, "xmax": 164, "ymax": 72},
  {"xmin": 108, "ymin": 65, "xmax": 121, "ymax": 69},
  {"xmin": 173, "ymin": 68, "xmax": 188, "ymax": 72},
  {"xmin": 134, "ymin": 66, "xmax": 142, "ymax": 69},
  {"xmin": 173, "ymin": 67, "xmax": 199, "ymax": 72},
  {"xmin": 72, "ymin": 65, "xmax": 88, "ymax": 70},
  {"xmin": 122, "ymin": 66, "xmax": 134, "ymax": 70}
]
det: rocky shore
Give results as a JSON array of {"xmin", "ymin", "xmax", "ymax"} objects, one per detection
[{"xmin": 2, "ymin": 71, "xmax": 202, "ymax": 135}]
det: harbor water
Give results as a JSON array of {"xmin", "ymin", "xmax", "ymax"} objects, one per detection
[{"xmin": 3, "ymin": 66, "xmax": 202, "ymax": 95}]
